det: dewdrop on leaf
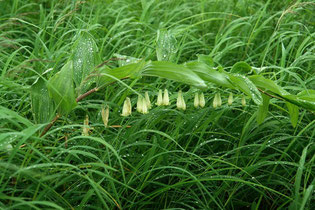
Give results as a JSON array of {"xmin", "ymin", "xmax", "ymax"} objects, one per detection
[
  {"xmin": 163, "ymin": 89, "xmax": 170, "ymax": 105},
  {"xmin": 194, "ymin": 93, "xmax": 199, "ymax": 108},
  {"xmin": 156, "ymin": 89, "xmax": 163, "ymax": 106},
  {"xmin": 145, "ymin": 91, "xmax": 151, "ymax": 109},
  {"xmin": 121, "ymin": 97, "xmax": 132, "ymax": 117},
  {"xmin": 242, "ymin": 95, "xmax": 246, "ymax": 107},
  {"xmin": 199, "ymin": 92, "xmax": 205, "ymax": 108},
  {"xmin": 176, "ymin": 90, "xmax": 186, "ymax": 111},
  {"xmin": 228, "ymin": 93, "xmax": 233, "ymax": 105},
  {"xmin": 101, "ymin": 106, "xmax": 109, "ymax": 128},
  {"xmin": 82, "ymin": 115, "xmax": 90, "ymax": 136}
]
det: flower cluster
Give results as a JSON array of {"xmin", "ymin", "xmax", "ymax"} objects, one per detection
[{"xmin": 83, "ymin": 90, "xmax": 247, "ymax": 133}]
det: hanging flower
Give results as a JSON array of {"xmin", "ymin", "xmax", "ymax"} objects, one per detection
[
  {"xmin": 176, "ymin": 90, "xmax": 186, "ymax": 110},
  {"xmin": 141, "ymin": 97, "xmax": 148, "ymax": 114},
  {"xmin": 199, "ymin": 92, "xmax": 205, "ymax": 108},
  {"xmin": 194, "ymin": 93, "xmax": 199, "ymax": 108},
  {"xmin": 162, "ymin": 89, "xmax": 170, "ymax": 106},
  {"xmin": 101, "ymin": 105, "xmax": 109, "ymax": 128},
  {"xmin": 228, "ymin": 93, "xmax": 233, "ymax": 105},
  {"xmin": 145, "ymin": 91, "xmax": 151, "ymax": 109},
  {"xmin": 213, "ymin": 94, "xmax": 218, "ymax": 109},
  {"xmin": 217, "ymin": 93, "xmax": 222, "ymax": 107},
  {"xmin": 137, "ymin": 95, "xmax": 149, "ymax": 114},
  {"xmin": 82, "ymin": 115, "xmax": 90, "ymax": 136},
  {"xmin": 121, "ymin": 97, "xmax": 132, "ymax": 117},
  {"xmin": 156, "ymin": 89, "xmax": 163, "ymax": 106}
]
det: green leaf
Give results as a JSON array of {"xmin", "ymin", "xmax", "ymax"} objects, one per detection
[
  {"xmin": 256, "ymin": 94, "xmax": 270, "ymax": 124},
  {"xmin": 249, "ymin": 75, "xmax": 288, "ymax": 95},
  {"xmin": 156, "ymin": 29, "xmax": 177, "ymax": 62},
  {"xmin": 286, "ymin": 102, "xmax": 299, "ymax": 128},
  {"xmin": 289, "ymin": 145, "xmax": 310, "ymax": 209},
  {"xmin": 30, "ymin": 78, "xmax": 55, "ymax": 123},
  {"xmin": 113, "ymin": 53, "xmax": 141, "ymax": 67},
  {"xmin": 97, "ymin": 61, "xmax": 145, "ymax": 86},
  {"xmin": 47, "ymin": 61, "xmax": 77, "ymax": 115},
  {"xmin": 230, "ymin": 61, "xmax": 252, "ymax": 74},
  {"xmin": 300, "ymin": 184, "xmax": 314, "ymax": 210},
  {"xmin": 228, "ymin": 74, "xmax": 263, "ymax": 105},
  {"xmin": 250, "ymin": 75, "xmax": 315, "ymax": 111},
  {"xmin": 185, "ymin": 61, "xmax": 234, "ymax": 88},
  {"xmin": 72, "ymin": 32, "xmax": 99, "ymax": 93},
  {"xmin": 297, "ymin": 89, "xmax": 315, "ymax": 102},
  {"xmin": 282, "ymin": 94, "xmax": 315, "ymax": 112},
  {"xmin": 142, "ymin": 61, "xmax": 207, "ymax": 89},
  {"xmin": 197, "ymin": 54, "xmax": 214, "ymax": 67}
]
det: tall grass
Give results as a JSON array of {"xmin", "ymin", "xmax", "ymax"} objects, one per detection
[{"xmin": 0, "ymin": 0, "xmax": 314, "ymax": 209}]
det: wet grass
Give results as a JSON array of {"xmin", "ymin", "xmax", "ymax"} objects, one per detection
[{"xmin": 0, "ymin": 0, "xmax": 314, "ymax": 209}]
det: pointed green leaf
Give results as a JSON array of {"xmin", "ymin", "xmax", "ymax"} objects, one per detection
[
  {"xmin": 249, "ymin": 75, "xmax": 288, "ymax": 95},
  {"xmin": 297, "ymin": 90, "xmax": 315, "ymax": 102},
  {"xmin": 142, "ymin": 61, "xmax": 207, "ymax": 89},
  {"xmin": 250, "ymin": 75, "xmax": 315, "ymax": 111},
  {"xmin": 256, "ymin": 94, "xmax": 270, "ymax": 124},
  {"xmin": 156, "ymin": 29, "xmax": 177, "ymax": 62},
  {"xmin": 185, "ymin": 61, "xmax": 234, "ymax": 88},
  {"xmin": 97, "ymin": 61, "xmax": 146, "ymax": 86},
  {"xmin": 72, "ymin": 32, "xmax": 99, "ymax": 93},
  {"xmin": 228, "ymin": 74, "xmax": 263, "ymax": 105},
  {"xmin": 231, "ymin": 61, "xmax": 252, "ymax": 74},
  {"xmin": 282, "ymin": 94, "xmax": 315, "ymax": 112},
  {"xmin": 47, "ymin": 61, "xmax": 77, "ymax": 115},
  {"xmin": 31, "ymin": 78, "xmax": 55, "ymax": 123},
  {"xmin": 197, "ymin": 54, "xmax": 214, "ymax": 67},
  {"xmin": 286, "ymin": 102, "xmax": 299, "ymax": 127},
  {"xmin": 113, "ymin": 53, "xmax": 141, "ymax": 67}
]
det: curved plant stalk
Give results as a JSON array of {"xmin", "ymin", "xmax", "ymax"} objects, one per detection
[{"xmin": 36, "ymin": 56, "xmax": 315, "ymax": 136}]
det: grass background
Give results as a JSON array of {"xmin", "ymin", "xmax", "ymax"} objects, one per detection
[{"xmin": 0, "ymin": 0, "xmax": 314, "ymax": 209}]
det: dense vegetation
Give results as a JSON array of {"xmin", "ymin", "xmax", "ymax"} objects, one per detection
[{"xmin": 0, "ymin": 0, "xmax": 314, "ymax": 209}]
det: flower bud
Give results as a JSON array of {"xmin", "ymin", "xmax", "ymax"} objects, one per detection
[
  {"xmin": 194, "ymin": 93, "xmax": 199, "ymax": 108},
  {"xmin": 163, "ymin": 89, "xmax": 170, "ymax": 105},
  {"xmin": 228, "ymin": 93, "xmax": 233, "ymax": 105},
  {"xmin": 176, "ymin": 90, "xmax": 186, "ymax": 110},
  {"xmin": 156, "ymin": 89, "xmax": 163, "ymax": 106},
  {"xmin": 242, "ymin": 95, "xmax": 246, "ymax": 107},
  {"xmin": 199, "ymin": 92, "xmax": 205, "ymax": 108},
  {"xmin": 101, "ymin": 106, "xmax": 109, "ymax": 128},
  {"xmin": 121, "ymin": 97, "xmax": 132, "ymax": 116},
  {"xmin": 145, "ymin": 91, "xmax": 151, "ymax": 109},
  {"xmin": 83, "ymin": 115, "xmax": 90, "ymax": 136}
]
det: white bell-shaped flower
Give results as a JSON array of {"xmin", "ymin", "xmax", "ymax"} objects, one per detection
[
  {"xmin": 176, "ymin": 90, "xmax": 186, "ymax": 110},
  {"xmin": 194, "ymin": 93, "xmax": 199, "ymax": 108},
  {"xmin": 121, "ymin": 97, "xmax": 132, "ymax": 117},
  {"xmin": 101, "ymin": 105, "xmax": 109, "ymax": 127},
  {"xmin": 163, "ymin": 89, "xmax": 170, "ymax": 106},
  {"xmin": 199, "ymin": 92, "xmax": 205, "ymax": 108},
  {"xmin": 156, "ymin": 89, "xmax": 163, "ymax": 106},
  {"xmin": 228, "ymin": 93, "xmax": 233, "ymax": 105}
]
